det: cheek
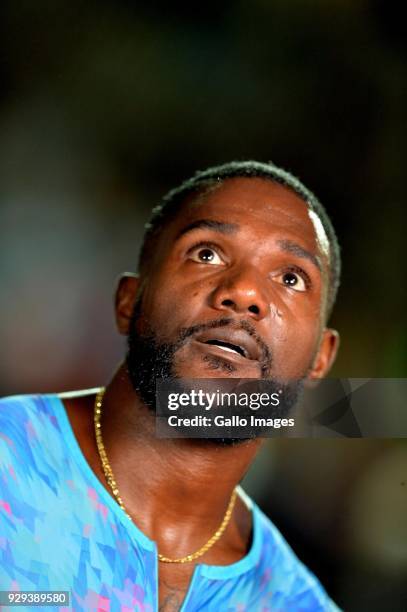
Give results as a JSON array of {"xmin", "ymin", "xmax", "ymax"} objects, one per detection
[
  {"xmin": 269, "ymin": 310, "xmax": 321, "ymax": 377},
  {"xmin": 139, "ymin": 277, "xmax": 206, "ymax": 337}
]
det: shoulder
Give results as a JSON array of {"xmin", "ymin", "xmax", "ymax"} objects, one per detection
[
  {"xmin": 0, "ymin": 393, "xmax": 60, "ymax": 459},
  {"xmin": 0, "ymin": 392, "xmax": 55, "ymax": 428},
  {"xmin": 252, "ymin": 503, "xmax": 341, "ymax": 611},
  {"xmin": 0, "ymin": 393, "xmax": 41, "ymax": 432}
]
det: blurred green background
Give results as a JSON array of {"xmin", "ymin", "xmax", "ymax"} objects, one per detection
[{"xmin": 0, "ymin": 1, "xmax": 406, "ymax": 609}]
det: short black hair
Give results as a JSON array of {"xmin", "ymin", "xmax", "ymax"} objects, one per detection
[{"xmin": 139, "ymin": 160, "xmax": 341, "ymax": 318}]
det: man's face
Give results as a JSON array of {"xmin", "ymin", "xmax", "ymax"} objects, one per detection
[{"xmin": 124, "ymin": 177, "xmax": 334, "ymax": 387}]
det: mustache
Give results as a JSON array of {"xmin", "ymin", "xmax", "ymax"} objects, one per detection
[{"xmin": 176, "ymin": 317, "xmax": 272, "ymax": 377}]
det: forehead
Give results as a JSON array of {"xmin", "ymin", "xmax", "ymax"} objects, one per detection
[{"xmin": 176, "ymin": 177, "xmax": 329, "ymax": 260}]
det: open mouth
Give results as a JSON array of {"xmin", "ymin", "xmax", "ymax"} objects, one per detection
[
  {"xmin": 204, "ymin": 339, "xmax": 247, "ymax": 358},
  {"xmin": 193, "ymin": 328, "xmax": 262, "ymax": 362}
]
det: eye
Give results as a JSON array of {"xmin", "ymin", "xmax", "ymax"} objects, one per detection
[
  {"xmin": 187, "ymin": 243, "xmax": 225, "ymax": 265},
  {"xmin": 273, "ymin": 268, "xmax": 310, "ymax": 292}
]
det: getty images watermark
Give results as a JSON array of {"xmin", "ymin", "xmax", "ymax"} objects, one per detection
[
  {"xmin": 166, "ymin": 386, "xmax": 294, "ymax": 430},
  {"xmin": 156, "ymin": 378, "xmax": 407, "ymax": 439},
  {"xmin": 156, "ymin": 379, "xmax": 300, "ymax": 439}
]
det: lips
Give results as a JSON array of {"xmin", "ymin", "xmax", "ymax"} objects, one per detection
[{"xmin": 194, "ymin": 328, "xmax": 262, "ymax": 362}]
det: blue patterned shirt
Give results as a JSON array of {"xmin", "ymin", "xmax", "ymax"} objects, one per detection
[{"xmin": 0, "ymin": 394, "xmax": 340, "ymax": 611}]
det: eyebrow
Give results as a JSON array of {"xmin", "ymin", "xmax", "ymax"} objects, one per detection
[
  {"xmin": 176, "ymin": 220, "xmax": 322, "ymax": 271},
  {"xmin": 277, "ymin": 239, "xmax": 322, "ymax": 271},
  {"xmin": 177, "ymin": 219, "xmax": 239, "ymax": 238}
]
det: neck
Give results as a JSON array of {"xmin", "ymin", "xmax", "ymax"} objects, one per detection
[{"xmin": 99, "ymin": 363, "xmax": 261, "ymax": 541}]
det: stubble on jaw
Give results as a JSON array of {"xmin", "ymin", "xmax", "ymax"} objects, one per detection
[{"xmin": 125, "ymin": 298, "xmax": 307, "ymax": 446}]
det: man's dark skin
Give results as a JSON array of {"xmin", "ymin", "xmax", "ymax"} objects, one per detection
[{"xmin": 61, "ymin": 178, "xmax": 339, "ymax": 610}]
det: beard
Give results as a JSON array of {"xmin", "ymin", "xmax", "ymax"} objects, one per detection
[
  {"xmin": 126, "ymin": 297, "xmax": 178, "ymax": 411},
  {"xmin": 126, "ymin": 297, "xmax": 304, "ymax": 445}
]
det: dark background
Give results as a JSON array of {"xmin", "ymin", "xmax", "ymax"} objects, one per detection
[{"xmin": 0, "ymin": 1, "xmax": 406, "ymax": 609}]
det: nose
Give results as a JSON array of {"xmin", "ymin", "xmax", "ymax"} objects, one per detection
[{"xmin": 209, "ymin": 266, "xmax": 270, "ymax": 321}]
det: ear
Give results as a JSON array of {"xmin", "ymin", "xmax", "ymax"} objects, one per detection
[
  {"xmin": 308, "ymin": 328, "xmax": 340, "ymax": 380},
  {"xmin": 114, "ymin": 273, "xmax": 141, "ymax": 335}
]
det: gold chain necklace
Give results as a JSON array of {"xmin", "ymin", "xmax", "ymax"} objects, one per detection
[{"xmin": 93, "ymin": 387, "xmax": 237, "ymax": 564}]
